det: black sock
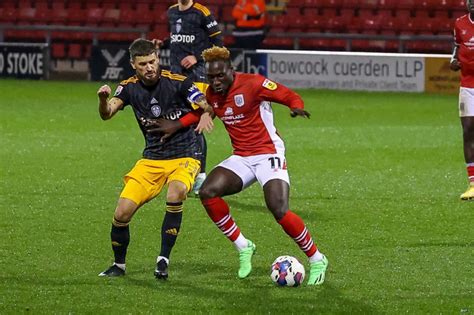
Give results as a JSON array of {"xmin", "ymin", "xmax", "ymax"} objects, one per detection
[
  {"xmin": 159, "ymin": 202, "xmax": 183, "ymax": 259},
  {"xmin": 111, "ymin": 217, "xmax": 130, "ymax": 264}
]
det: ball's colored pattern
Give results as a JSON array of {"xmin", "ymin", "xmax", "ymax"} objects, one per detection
[{"xmin": 270, "ymin": 256, "xmax": 305, "ymax": 287}]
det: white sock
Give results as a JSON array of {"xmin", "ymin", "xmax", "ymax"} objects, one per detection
[
  {"xmin": 308, "ymin": 250, "xmax": 324, "ymax": 263},
  {"xmin": 114, "ymin": 263, "xmax": 126, "ymax": 270},
  {"xmin": 157, "ymin": 256, "xmax": 169, "ymax": 265},
  {"xmin": 233, "ymin": 233, "xmax": 249, "ymax": 251},
  {"xmin": 197, "ymin": 172, "xmax": 206, "ymax": 180}
]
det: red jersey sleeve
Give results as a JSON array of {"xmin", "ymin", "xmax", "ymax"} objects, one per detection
[{"xmin": 255, "ymin": 76, "xmax": 304, "ymax": 109}]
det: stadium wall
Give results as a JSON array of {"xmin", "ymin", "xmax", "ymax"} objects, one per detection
[{"xmin": 237, "ymin": 50, "xmax": 459, "ymax": 94}]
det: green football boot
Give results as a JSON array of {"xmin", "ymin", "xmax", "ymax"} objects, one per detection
[
  {"xmin": 307, "ymin": 255, "xmax": 328, "ymax": 285},
  {"xmin": 238, "ymin": 240, "xmax": 256, "ymax": 279}
]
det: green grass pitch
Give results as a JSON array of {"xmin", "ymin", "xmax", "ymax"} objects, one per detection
[{"xmin": 0, "ymin": 79, "xmax": 472, "ymax": 314}]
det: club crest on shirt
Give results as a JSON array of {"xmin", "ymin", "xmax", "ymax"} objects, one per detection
[
  {"xmin": 262, "ymin": 79, "xmax": 277, "ymax": 91},
  {"xmin": 224, "ymin": 107, "xmax": 234, "ymax": 116},
  {"xmin": 114, "ymin": 85, "xmax": 123, "ymax": 96},
  {"xmin": 234, "ymin": 94, "xmax": 245, "ymax": 107},
  {"xmin": 151, "ymin": 105, "xmax": 162, "ymax": 117}
]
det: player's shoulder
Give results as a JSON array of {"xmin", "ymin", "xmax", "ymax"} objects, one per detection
[
  {"xmin": 160, "ymin": 69, "xmax": 187, "ymax": 82},
  {"xmin": 119, "ymin": 75, "xmax": 139, "ymax": 86},
  {"xmin": 192, "ymin": 2, "xmax": 212, "ymax": 16},
  {"xmin": 168, "ymin": 3, "xmax": 179, "ymax": 12},
  {"xmin": 236, "ymin": 72, "xmax": 266, "ymax": 85},
  {"xmin": 456, "ymin": 14, "xmax": 470, "ymax": 25}
]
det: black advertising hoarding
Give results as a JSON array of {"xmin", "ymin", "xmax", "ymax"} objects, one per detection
[
  {"xmin": 90, "ymin": 44, "xmax": 134, "ymax": 81},
  {"xmin": 0, "ymin": 43, "xmax": 49, "ymax": 79}
]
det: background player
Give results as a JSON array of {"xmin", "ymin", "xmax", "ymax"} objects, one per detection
[
  {"xmin": 97, "ymin": 39, "xmax": 212, "ymax": 279},
  {"xmin": 157, "ymin": 0, "xmax": 224, "ymax": 195},
  {"xmin": 451, "ymin": 0, "xmax": 474, "ymax": 200},
  {"xmin": 198, "ymin": 46, "xmax": 329, "ymax": 285}
]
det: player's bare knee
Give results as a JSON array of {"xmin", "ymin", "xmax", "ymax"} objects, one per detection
[
  {"xmin": 167, "ymin": 187, "xmax": 187, "ymax": 203},
  {"xmin": 114, "ymin": 207, "xmax": 133, "ymax": 222},
  {"xmin": 198, "ymin": 185, "xmax": 217, "ymax": 200},
  {"xmin": 270, "ymin": 207, "xmax": 287, "ymax": 221}
]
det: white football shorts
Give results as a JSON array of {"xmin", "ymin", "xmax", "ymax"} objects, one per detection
[
  {"xmin": 459, "ymin": 87, "xmax": 474, "ymax": 117},
  {"xmin": 217, "ymin": 154, "xmax": 290, "ymax": 189}
]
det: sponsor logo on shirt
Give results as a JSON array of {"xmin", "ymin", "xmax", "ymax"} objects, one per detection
[
  {"xmin": 224, "ymin": 107, "xmax": 233, "ymax": 116},
  {"xmin": 206, "ymin": 20, "xmax": 218, "ymax": 29},
  {"xmin": 171, "ymin": 34, "xmax": 196, "ymax": 43},
  {"xmin": 262, "ymin": 79, "xmax": 277, "ymax": 90},
  {"xmin": 234, "ymin": 94, "xmax": 245, "ymax": 107}
]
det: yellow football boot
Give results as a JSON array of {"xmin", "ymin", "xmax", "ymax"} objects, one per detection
[{"xmin": 460, "ymin": 185, "xmax": 474, "ymax": 200}]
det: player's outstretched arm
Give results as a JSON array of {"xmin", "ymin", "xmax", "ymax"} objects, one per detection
[
  {"xmin": 450, "ymin": 44, "xmax": 461, "ymax": 71},
  {"xmin": 97, "ymin": 85, "xmax": 124, "ymax": 120}
]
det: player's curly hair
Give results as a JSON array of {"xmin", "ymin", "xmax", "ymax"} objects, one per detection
[{"xmin": 202, "ymin": 46, "xmax": 231, "ymax": 64}]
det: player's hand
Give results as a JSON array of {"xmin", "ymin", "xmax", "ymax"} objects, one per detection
[
  {"xmin": 290, "ymin": 108, "xmax": 311, "ymax": 118},
  {"xmin": 181, "ymin": 55, "xmax": 197, "ymax": 69},
  {"xmin": 97, "ymin": 85, "xmax": 111, "ymax": 100},
  {"xmin": 450, "ymin": 59, "xmax": 461, "ymax": 71},
  {"xmin": 152, "ymin": 39, "xmax": 163, "ymax": 48},
  {"xmin": 141, "ymin": 117, "xmax": 182, "ymax": 142},
  {"xmin": 195, "ymin": 112, "xmax": 214, "ymax": 134}
]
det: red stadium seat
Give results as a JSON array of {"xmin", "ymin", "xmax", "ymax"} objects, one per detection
[
  {"xmin": 452, "ymin": 10, "xmax": 466, "ymax": 19},
  {"xmin": 358, "ymin": 9, "xmax": 375, "ymax": 18},
  {"xmin": 0, "ymin": 7, "xmax": 18, "ymax": 23},
  {"xmin": 68, "ymin": 9, "xmax": 87, "ymax": 23},
  {"xmin": 34, "ymin": 8, "xmax": 54, "ymax": 24},
  {"xmin": 86, "ymin": 8, "xmax": 104, "ymax": 25},
  {"xmin": 320, "ymin": 8, "xmax": 338, "ymax": 17},
  {"xmin": 433, "ymin": 10, "xmax": 450, "ymax": 19},
  {"xmin": 303, "ymin": 13, "xmax": 324, "ymax": 32},
  {"xmin": 287, "ymin": 0, "xmax": 306, "ymax": 8},
  {"xmin": 220, "ymin": 5, "xmax": 234, "ymax": 23},
  {"xmin": 303, "ymin": 0, "xmax": 319, "ymax": 9},
  {"xmin": 452, "ymin": 0, "xmax": 466, "ymax": 10},
  {"xmin": 395, "ymin": 9, "xmax": 411, "ymax": 19},
  {"xmin": 318, "ymin": 0, "xmax": 340, "ymax": 9},
  {"xmin": 18, "ymin": 7, "xmax": 36, "ymax": 23},
  {"xmin": 396, "ymin": 0, "xmax": 416, "ymax": 9},
  {"xmin": 103, "ymin": 8, "xmax": 120, "ymax": 24},
  {"xmin": 51, "ymin": 1, "xmax": 66, "ymax": 11},
  {"xmin": 342, "ymin": 0, "xmax": 360, "ymax": 9},
  {"xmin": 378, "ymin": 0, "xmax": 397, "ymax": 9},
  {"xmin": 52, "ymin": 43, "xmax": 67, "ymax": 59},
  {"xmin": 50, "ymin": 8, "xmax": 68, "ymax": 24},
  {"xmin": 286, "ymin": 7, "xmax": 301, "ymax": 17},
  {"xmin": 287, "ymin": 15, "xmax": 306, "ymax": 32},
  {"xmin": 68, "ymin": 43, "xmax": 82, "ymax": 59},
  {"xmin": 18, "ymin": 0, "xmax": 32, "ymax": 9},
  {"xmin": 359, "ymin": 0, "xmax": 378, "ymax": 9},
  {"xmin": 269, "ymin": 15, "xmax": 289, "ymax": 31},
  {"xmin": 68, "ymin": 1, "xmax": 83, "ymax": 10},
  {"xmin": 299, "ymin": 38, "xmax": 331, "ymax": 50}
]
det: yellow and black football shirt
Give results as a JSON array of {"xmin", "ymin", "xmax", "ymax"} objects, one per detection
[{"xmin": 113, "ymin": 70, "xmax": 200, "ymax": 160}]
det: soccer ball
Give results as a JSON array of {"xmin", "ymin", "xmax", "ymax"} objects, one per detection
[{"xmin": 270, "ymin": 255, "xmax": 305, "ymax": 287}]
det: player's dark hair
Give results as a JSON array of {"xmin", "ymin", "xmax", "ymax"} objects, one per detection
[
  {"xmin": 202, "ymin": 46, "xmax": 232, "ymax": 66},
  {"xmin": 128, "ymin": 38, "xmax": 157, "ymax": 61}
]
